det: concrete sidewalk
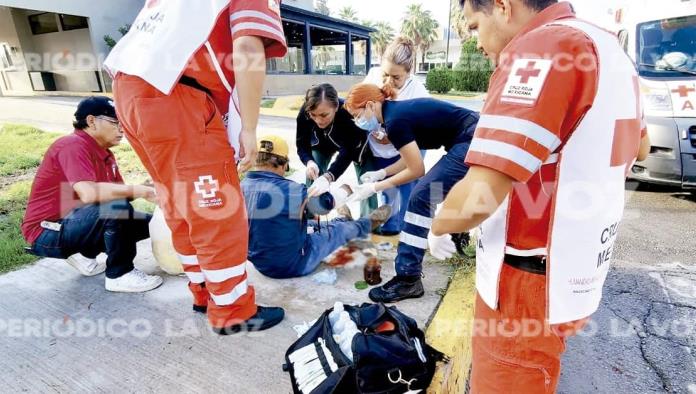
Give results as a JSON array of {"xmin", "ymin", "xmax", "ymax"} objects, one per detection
[{"xmin": 0, "ymin": 240, "xmax": 452, "ymax": 392}]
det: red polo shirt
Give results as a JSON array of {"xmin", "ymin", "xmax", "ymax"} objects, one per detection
[{"xmin": 22, "ymin": 130, "xmax": 124, "ymax": 245}]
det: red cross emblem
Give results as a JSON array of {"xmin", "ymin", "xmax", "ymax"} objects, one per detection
[
  {"xmin": 194, "ymin": 175, "xmax": 219, "ymax": 199},
  {"xmin": 671, "ymin": 85, "xmax": 695, "ymax": 98},
  {"xmin": 611, "ymin": 77, "xmax": 643, "ymax": 175},
  {"xmin": 516, "ymin": 61, "xmax": 542, "ymax": 84}
]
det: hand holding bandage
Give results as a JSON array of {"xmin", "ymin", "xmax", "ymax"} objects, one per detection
[
  {"xmin": 308, "ymin": 174, "xmax": 332, "ymax": 197},
  {"xmin": 306, "ymin": 160, "xmax": 320, "ymax": 181},
  {"xmin": 360, "ymin": 169, "xmax": 387, "ymax": 183},
  {"xmin": 346, "ymin": 182, "xmax": 377, "ymax": 204}
]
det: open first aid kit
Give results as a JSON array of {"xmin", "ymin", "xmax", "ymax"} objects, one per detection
[{"xmin": 283, "ymin": 302, "xmax": 446, "ymax": 394}]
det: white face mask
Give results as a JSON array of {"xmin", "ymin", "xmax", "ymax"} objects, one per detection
[{"xmin": 355, "ymin": 113, "xmax": 380, "ymax": 132}]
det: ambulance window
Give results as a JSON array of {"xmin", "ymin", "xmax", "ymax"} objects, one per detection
[{"xmin": 637, "ymin": 15, "xmax": 696, "ymax": 77}]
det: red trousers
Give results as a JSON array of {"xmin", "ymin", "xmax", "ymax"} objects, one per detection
[
  {"xmin": 471, "ymin": 264, "xmax": 588, "ymax": 393},
  {"xmin": 113, "ymin": 74, "xmax": 256, "ymax": 329}
]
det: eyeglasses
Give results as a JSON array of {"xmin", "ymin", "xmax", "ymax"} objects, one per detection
[{"xmin": 97, "ymin": 116, "xmax": 120, "ymax": 128}]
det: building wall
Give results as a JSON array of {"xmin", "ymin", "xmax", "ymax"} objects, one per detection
[
  {"xmin": 0, "ymin": 0, "xmax": 143, "ymax": 94},
  {"xmin": 0, "ymin": 0, "xmax": 144, "ymax": 58},
  {"xmin": 420, "ymin": 39, "xmax": 463, "ymax": 72},
  {"xmin": 0, "ymin": 6, "xmax": 32, "ymax": 92},
  {"xmin": 264, "ymin": 74, "xmax": 365, "ymax": 96}
]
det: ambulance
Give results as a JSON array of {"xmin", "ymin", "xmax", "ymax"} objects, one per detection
[{"xmin": 613, "ymin": 0, "xmax": 696, "ymax": 188}]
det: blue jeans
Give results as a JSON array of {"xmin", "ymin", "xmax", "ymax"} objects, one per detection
[
  {"xmin": 309, "ymin": 149, "xmax": 377, "ymax": 217},
  {"xmin": 395, "ymin": 142, "xmax": 471, "ymax": 276},
  {"xmin": 371, "ymin": 155, "xmax": 417, "ymax": 233},
  {"xmin": 30, "ymin": 199, "xmax": 151, "ymax": 279},
  {"xmin": 297, "ymin": 217, "xmax": 371, "ymax": 276}
]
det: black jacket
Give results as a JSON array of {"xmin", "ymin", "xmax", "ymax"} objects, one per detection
[{"xmin": 296, "ymin": 99, "xmax": 369, "ymax": 179}]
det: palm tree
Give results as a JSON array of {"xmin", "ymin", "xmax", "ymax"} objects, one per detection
[
  {"xmin": 315, "ymin": 0, "xmax": 330, "ymax": 16},
  {"xmin": 400, "ymin": 4, "xmax": 440, "ymax": 72},
  {"xmin": 417, "ymin": 18, "xmax": 439, "ymax": 69},
  {"xmin": 450, "ymin": 0, "xmax": 470, "ymax": 41},
  {"xmin": 338, "ymin": 6, "xmax": 358, "ymax": 22},
  {"xmin": 315, "ymin": 46, "xmax": 335, "ymax": 71},
  {"xmin": 370, "ymin": 21, "xmax": 395, "ymax": 59}
]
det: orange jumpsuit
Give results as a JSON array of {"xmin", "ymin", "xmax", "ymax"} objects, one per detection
[{"xmin": 111, "ymin": 1, "xmax": 286, "ymax": 329}]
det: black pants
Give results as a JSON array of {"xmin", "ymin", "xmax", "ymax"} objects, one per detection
[{"xmin": 31, "ymin": 199, "xmax": 151, "ymax": 279}]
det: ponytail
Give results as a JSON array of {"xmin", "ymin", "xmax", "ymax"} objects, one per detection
[{"xmin": 344, "ymin": 83, "xmax": 397, "ymax": 112}]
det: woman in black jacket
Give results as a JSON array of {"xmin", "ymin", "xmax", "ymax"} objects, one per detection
[{"xmin": 296, "ymin": 83, "xmax": 376, "ymax": 216}]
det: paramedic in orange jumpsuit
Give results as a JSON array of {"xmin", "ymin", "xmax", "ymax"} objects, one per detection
[
  {"xmin": 106, "ymin": 0, "xmax": 288, "ymax": 334},
  {"xmin": 429, "ymin": 0, "xmax": 651, "ymax": 392}
]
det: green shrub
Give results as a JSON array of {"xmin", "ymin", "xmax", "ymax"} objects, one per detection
[
  {"xmin": 454, "ymin": 38, "xmax": 493, "ymax": 92},
  {"xmin": 426, "ymin": 68, "xmax": 453, "ymax": 94}
]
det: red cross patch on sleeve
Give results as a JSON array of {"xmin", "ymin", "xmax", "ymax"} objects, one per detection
[{"xmin": 501, "ymin": 59, "xmax": 553, "ymax": 106}]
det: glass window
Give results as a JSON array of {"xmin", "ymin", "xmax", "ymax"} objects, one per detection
[
  {"xmin": 267, "ymin": 20, "xmax": 305, "ymax": 74},
  {"xmin": 351, "ymin": 35, "xmax": 368, "ymax": 75},
  {"xmin": 637, "ymin": 15, "xmax": 696, "ymax": 77},
  {"xmin": 1, "ymin": 44, "xmax": 13, "ymax": 69},
  {"xmin": 60, "ymin": 14, "xmax": 89, "ymax": 31},
  {"xmin": 28, "ymin": 13, "xmax": 59, "ymax": 35},
  {"xmin": 310, "ymin": 26, "xmax": 346, "ymax": 75}
]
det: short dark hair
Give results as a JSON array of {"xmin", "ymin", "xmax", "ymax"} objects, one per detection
[
  {"xmin": 304, "ymin": 83, "xmax": 339, "ymax": 114},
  {"xmin": 72, "ymin": 118, "xmax": 89, "ymax": 130},
  {"xmin": 256, "ymin": 151, "xmax": 288, "ymax": 168},
  {"xmin": 460, "ymin": 0, "xmax": 557, "ymax": 12}
]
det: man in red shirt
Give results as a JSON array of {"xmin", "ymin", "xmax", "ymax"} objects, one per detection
[
  {"xmin": 23, "ymin": 96, "xmax": 162, "ymax": 293},
  {"xmin": 105, "ymin": 0, "xmax": 288, "ymax": 334}
]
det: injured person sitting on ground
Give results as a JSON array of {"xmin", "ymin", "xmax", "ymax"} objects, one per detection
[{"xmin": 242, "ymin": 135, "xmax": 391, "ymax": 279}]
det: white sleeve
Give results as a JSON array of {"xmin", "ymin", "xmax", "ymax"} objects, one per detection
[
  {"xmin": 410, "ymin": 79, "xmax": 431, "ymax": 99},
  {"xmin": 397, "ymin": 77, "xmax": 430, "ymax": 100}
]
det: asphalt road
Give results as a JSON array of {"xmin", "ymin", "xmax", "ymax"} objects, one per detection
[{"xmin": 559, "ymin": 183, "xmax": 696, "ymax": 394}]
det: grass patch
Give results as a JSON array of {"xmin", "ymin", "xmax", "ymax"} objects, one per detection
[
  {"xmin": 130, "ymin": 198, "xmax": 155, "ymax": 214},
  {"xmin": 435, "ymin": 91, "xmax": 482, "ymax": 98},
  {"xmin": 110, "ymin": 144, "xmax": 150, "ymax": 185},
  {"xmin": 260, "ymin": 98, "xmax": 277, "ymax": 108},
  {"xmin": 0, "ymin": 181, "xmax": 34, "ymax": 274},
  {"xmin": 0, "ymin": 124, "xmax": 61, "ymax": 176},
  {"xmin": 0, "ymin": 125, "xmax": 153, "ymax": 274}
]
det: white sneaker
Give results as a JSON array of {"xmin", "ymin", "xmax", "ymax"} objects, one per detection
[
  {"xmin": 105, "ymin": 269, "xmax": 163, "ymax": 293},
  {"xmin": 66, "ymin": 254, "xmax": 106, "ymax": 277}
]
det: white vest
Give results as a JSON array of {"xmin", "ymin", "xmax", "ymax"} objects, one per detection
[
  {"xmin": 104, "ymin": 0, "xmax": 229, "ymax": 95},
  {"xmin": 475, "ymin": 20, "xmax": 643, "ymax": 324}
]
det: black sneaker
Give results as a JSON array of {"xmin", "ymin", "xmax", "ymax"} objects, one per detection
[
  {"xmin": 372, "ymin": 228, "xmax": 400, "ymax": 236},
  {"xmin": 213, "ymin": 306, "xmax": 285, "ymax": 335},
  {"xmin": 368, "ymin": 276, "xmax": 424, "ymax": 303},
  {"xmin": 193, "ymin": 304, "xmax": 207, "ymax": 313},
  {"xmin": 451, "ymin": 232, "xmax": 470, "ymax": 255}
]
